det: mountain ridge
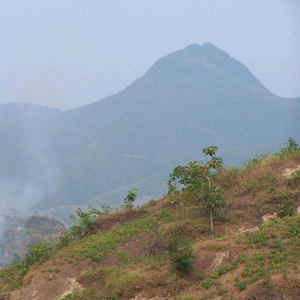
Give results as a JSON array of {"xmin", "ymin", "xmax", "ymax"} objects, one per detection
[{"xmin": 0, "ymin": 42, "xmax": 299, "ymax": 218}]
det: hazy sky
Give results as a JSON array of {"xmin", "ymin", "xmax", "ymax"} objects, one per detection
[{"xmin": 1, "ymin": 0, "xmax": 299, "ymax": 110}]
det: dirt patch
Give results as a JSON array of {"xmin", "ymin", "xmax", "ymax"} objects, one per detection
[
  {"xmin": 87, "ymin": 210, "xmax": 148, "ymax": 236},
  {"xmin": 147, "ymin": 197, "xmax": 166, "ymax": 213},
  {"xmin": 0, "ymin": 277, "xmax": 83, "ymax": 300}
]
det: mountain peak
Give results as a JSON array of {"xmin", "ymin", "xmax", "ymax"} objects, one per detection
[
  {"xmin": 146, "ymin": 42, "xmax": 267, "ymax": 91},
  {"xmin": 201, "ymin": 42, "xmax": 218, "ymax": 49}
]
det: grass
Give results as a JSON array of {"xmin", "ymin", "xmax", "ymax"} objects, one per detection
[
  {"xmin": 56, "ymin": 209, "xmax": 174, "ymax": 264},
  {"xmin": 77, "ymin": 265, "xmax": 180, "ymax": 298}
]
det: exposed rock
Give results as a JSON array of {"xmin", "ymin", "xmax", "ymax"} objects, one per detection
[
  {"xmin": 239, "ymin": 227, "xmax": 259, "ymax": 234},
  {"xmin": 282, "ymin": 165, "xmax": 300, "ymax": 179},
  {"xmin": 263, "ymin": 212, "xmax": 278, "ymax": 223}
]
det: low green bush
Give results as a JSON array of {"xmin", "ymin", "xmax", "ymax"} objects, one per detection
[{"xmin": 164, "ymin": 237, "xmax": 195, "ymax": 274}]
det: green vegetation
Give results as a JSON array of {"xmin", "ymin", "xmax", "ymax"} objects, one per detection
[
  {"xmin": 58, "ymin": 203, "xmax": 102, "ymax": 247},
  {"xmin": 164, "ymin": 237, "xmax": 195, "ymax": 274},
  {"xmin": 123, "ymin": 188, "xmax": 138, "ymax": 209},
  {"xmin": 234, "ymin": 280, "xmax": 246, "ymax": 291},
  {"xmin": 277, "ymin": 194, "xmax": 295, "ymax": 217},
  {"xmin": 201, "ymin": 279, "xmax": 213, "ymax": 289},
  {"xmin": 0, "ymin": 139, "xmax": 300, "ymax": 299},
  {"xmin": 167, "ymin": 146, "xmax": 227, "ymax": 230}
]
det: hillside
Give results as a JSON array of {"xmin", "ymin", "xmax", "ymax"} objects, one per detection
[
  {"xmin": 0, "ymin": 215, "xmax": 65, "ymax": 268},
  {"xmin": 0, "ymin": 43, "xmax": 299, "ymax": 219},
  {"xmin": 0, "ymin": 144, "xmax": 300, "ymax": 299}
]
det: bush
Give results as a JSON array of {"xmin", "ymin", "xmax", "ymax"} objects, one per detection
[
  {"xmin": 235, "ymin": 280, "xmax": 246, "ymax": 291},
  {"xmin": 17, "ymin": 242, "xmax": 55, "ymax": 276},
  {"xmin": 164, "ymin": 237, "xmax": 195, "ymax": 274},
  {"xmin": 197, "ymin": 269, "xmax": 205, "ymax": 280},
  {"xmin": 57, "ymin": 203, "xmax": 102, "ymax": 248},
  {"xmin": 201, "ymin": 279, "xmax": 213, "ymax": 289},
  {"xmin": 277, "ymin": 195, "xmax": 294, "ymax": 217},
  {"xmin": 279, "ymin": 137, "xmax": 300, "ymax": 156}
]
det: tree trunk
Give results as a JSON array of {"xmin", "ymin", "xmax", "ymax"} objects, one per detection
[{"xmin": 210, "ymin": 210, "xmax": 213, "ymax": 231}]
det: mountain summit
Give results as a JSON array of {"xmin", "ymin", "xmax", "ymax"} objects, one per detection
[
  {"xmin": 144, "ymin": 43, "xmax": 266, "ymax": 90},
  {"xmin": 0, "ymin": 43, "xmax": 299, "ymax": 216}
]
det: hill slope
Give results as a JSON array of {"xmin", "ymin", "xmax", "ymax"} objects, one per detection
[{"xmin": 0, "ymin": 149, "xmax": 300, "ymax": 299}]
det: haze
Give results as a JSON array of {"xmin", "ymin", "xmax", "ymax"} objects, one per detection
[{"xmin": 1, "ymin": 0, "xmax": 299, "ymax": 110}]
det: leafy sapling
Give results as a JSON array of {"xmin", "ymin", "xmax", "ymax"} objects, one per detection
[
  {"xmin": 124, "ymin": 188, "xmax": 138, "ymax": 209},
  {"xmin": 167, "ymin": 146, "xmax": 227, "ymax": 230}
]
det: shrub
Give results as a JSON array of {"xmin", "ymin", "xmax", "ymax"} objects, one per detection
[
  {"xmin": 238, "ymin": 254, "xmax": 247, "ymax": 263},
  {"xmin": 164, "ymin": 237, "xmax": 195, "ymax": 274},
  {"xmin": 197, "ymin": 269, "xmax": 205, "ymax": 280},
  {"xmin": 277, "ymin": 195, "xmax": 294, "ymax": 217},
  {"xmin": 57, "ymin": 203, "xmax": 102, "ymax": 248},
  {"xmin": 235, "ymin": 280, "xmax": 246, "ymax": 291},
  {"xmin": 279, "ymin": 137, "xmax": 300, "ymax": 156},
  {"xmin": 210, "ymin": 269, "xmax": 219, "ymax": 278},
  {"xmin": 17, "ymin": 242, "xmax": 55, "ymax": 276},
  {"xmin": 201, "ymin": 279, "xmax": 213, "ymax": 289}
]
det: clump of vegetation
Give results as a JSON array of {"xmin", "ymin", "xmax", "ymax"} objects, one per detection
[
  {"xmin": 234, "ymin": 280, "xmax": 246, "ymax": 291},
  {"xmin": 164, "ymin": 237, "xmax": 195, "ymax": 274},
  {"xmin": 279, "ymin": 137, "xmax": 300, "ymax": 156},
  {"xmin": 123, "ymin": 188, "xmax": 138, "ymax": 209},
  {"xmin": 197, "ymin": 269, "xmax": 205, "ymax": 280},
  {"xmin": 201, "ymin": 279, "xmax": 213, "ymax": 289},
  {"xmin": 277, "ymin": 194, "xmax": 295, "ymax": 217},
  {"xmin": 59, "ymin": 203, "xmax": 102, "ymax": 246}
]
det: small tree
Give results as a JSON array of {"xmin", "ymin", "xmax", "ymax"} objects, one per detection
[
  {"xmin": 167, "ymin": 146, "xmax": 227, "ymax": 231},
  {"xmin": 124, "ymin": 188, "xmax": 138, "ymax": 209},
  {"xmin": 279, "ymin": 137, "xmax": 300, "ymax": 155}
]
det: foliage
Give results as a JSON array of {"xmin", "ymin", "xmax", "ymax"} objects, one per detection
[
  {"xmin": 202, "ymin": 146, "xmax": 225, "ymax": 172},
  {"xmin": 279, "ymin": 137, "xmax": 300, "ymax": 156},
  {"xmin": 16, "ymin": 242, "xmax": 55, "ymax": 276},
  {"xmin": 277, "ymin": 195, "xmax": 294, "ymax": 217},
  {"xmin": 197, "ymin": 269, "xmax": 205, "ymax": 280},
  {"xmin": 57, "ymin": 203, "xmax": 102, "ymax": 248},
  {"xmin": 201, "ymin": 279, "xmax": 213, "ymax": 289},
  {"xmin": 167, "ymin": 146, "xmax": 227, "ymax": 230},
  {"xmin": 242, "ymin": 137, "xmax": 300, "ymax": 170},
  {"xmin": 164, "ymin": 237, "xmax": 195, "ymax": 274},
  {"xmin": 56, "ymin": 209, "xmax": 172, "ymax": 265},
  {"xmin": 234, "ymin": 280, "xmax": 246, "ymax": 291},
  {"xmin": 124, "ymin": 188, "xmax": 138, "ymax": 209},
  {"xmin": 147, "ymin": 198, "xmax": 156, "ymax": 206},
  {"xmin": 290, "ymin": 170, "xmax": 300, "ymax": 185}
]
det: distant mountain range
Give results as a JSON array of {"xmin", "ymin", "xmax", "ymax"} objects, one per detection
[{"xmin": 0, "ymin": 43, "xmax": 299, "ymax": 221}]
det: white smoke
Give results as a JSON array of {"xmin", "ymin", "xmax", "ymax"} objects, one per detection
[{"xmin": 0, "ymin": 106, "xmax": 62, "ymax": 215}]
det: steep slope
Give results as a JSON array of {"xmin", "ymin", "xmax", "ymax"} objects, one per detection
[
  {"xmin": 0, "ymin": 43, "xmax": 299, "ymax": 215},
  {"xmin": 1, "ymin": 150, "xmax": 300, "ymax": 299},
  {"xmin": 0, "ymin": 215, "xmax": 65, "ymax": 268}
]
